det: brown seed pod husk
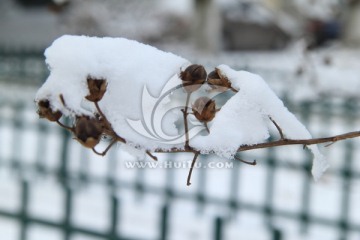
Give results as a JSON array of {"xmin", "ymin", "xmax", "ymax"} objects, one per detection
[
  {"xmin": 74, "ymin": 116, "xmax": 104, "ymax": 148},
  {"xmin": 85, "ymin": 77, "xmax": 107, "ymax": 102},
  {"xmin": 37, "ymin": 100, "xmax": 62, "ymax": 122},
  {"xmin": 192, "ymin": 96, "xmax": 217, "ymax": 123},
  {"xmin": 180, "ymin": 64, "xmax": 207, "ymax": 93},
  {"xmin": 207, "ymin": 68, "xmax": 232, "ymax": 91}
]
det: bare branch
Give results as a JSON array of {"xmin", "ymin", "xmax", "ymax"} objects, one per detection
[
  {"xmin": 204, "ymin": 122, "xmax": 210, "ymax": 133},
  {"xmin": 92, "ymin": 138, "xmax": 117, "ymax": 156},
  {"xmin": 56, "ymin": 120, "xmax": 74, "ymax": 131},
  {"xmin": 146, "ymin": 151, "xmax": 158, "ymax": 161},
  {"xmin": 237, "ymin": 131, "xmax": 360, "ymax": 152},
  {"xmin": 187, "ymin": 152, "xmax": 200, "ymax": 186},
  {"xmin": 234, "ymin": 155, "xmax": 257, "ymax": 165},
  {"xmin": 269, "ymin": 116, "xmax": 284, "ymax": 140},
  {"xmin": 230, "ymin": 87, "xmax": 238, "ymax": 93},
  {"xmin": 182, "ymin": 92, "xmax": 192, "ymax": 150}
]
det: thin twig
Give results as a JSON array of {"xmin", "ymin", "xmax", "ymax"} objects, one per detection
[
  {"xmin": 269, "ymin": 116, "xmax": 284, "ymax": 140},
  {"xmin": 324, "ymin": 142, "xmax": 336, "ymax": 147},
  {"xmin": 59, "ymin": 94, "xmax": 66, "ymax": 106},
  {"xmin": 92, "ymin": 138, "xmax": 117, "ymax": 156},
  {"xmin": 230, "ymin": 87, "xmax": 238, "ymax": 93},
  {"xmin": 146, "ymin": 151, "xmax": 158, "ymax": 161},
  {"xmin": 182, "ymin": 92, "xmax": 192, "ymax": 150},
  {"xmin": 56, "ymin": 120, "xmax": 73, "ymax": 131},
  {"xmin": 94, "ymin": 101, "xmax": 108, "ymax": 124},
  {"xmin": 94, "ymin": 101, "xmax": 126, "ymax": 144},
  {"xmin": 204, "ymin": 122, "xmax": 210, "ymax": 133},
  {"xmin": 187, "ymin": 152, "xmax": 200, "ymax": 186},
  {"xmin": 234, "ymin": 155, "xmax": 257, "ymax": 165}
]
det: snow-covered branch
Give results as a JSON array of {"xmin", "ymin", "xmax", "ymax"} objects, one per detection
[{"xmin": 35, "ymin": 35, "xmax": 360, "ymax": 186}]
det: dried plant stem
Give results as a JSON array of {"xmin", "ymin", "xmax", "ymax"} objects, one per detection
[
  {"xmin": 150, "ymin": 130, "xmax": 360, "ymax": 154},
  {"xmin": 204, "ymin": 122, "xmax": 210, "ymax": 133},
  {"xmin": 94, "ymin": 101, "xmax": 109, "ymax": 126},
  {"xmin": 187, "ymin": 152, "xmax": 200, "ymax": 186},
  {"xmin": 237, "ymin": 130, "xmax": 360, "ymax": 152},
  {"xmin": 94, "ymin": 101, "xmax": 127, "ymax": 144},
  {"xmin": 56, "ymin": 120, "xmax": 73, "ymax": 131},
  {"xmin": 230, "ymin": 87, "xmax": 238, "ymax": 93},
  {"xmin": 269, "ymin": 117, "xmax": 284, "ymax": 140},
  {"xmin": 234, "ymin": 155, "xmax": 257, "ymax": 165},
  {"xmin": 182, "ymin": 92, "xmax": 192, "ymax": 150},
  {"xmin": 146, "ymin": 151, "xmax": 158, "ymax": 161},
  {"xmin": 92, "ymin": 138, "xmax": 117, "ymax": 156}
]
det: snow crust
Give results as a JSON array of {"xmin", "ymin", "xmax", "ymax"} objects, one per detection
[{"xmin": 35, "ymin": 35, "xmax": 327, "ymax": 180}]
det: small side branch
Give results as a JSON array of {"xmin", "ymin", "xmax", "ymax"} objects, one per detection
[
  {"xmin": 94, "ymin": 101, "xmax": 127, "ymax": 144},
  {"xmin": 182, "ymin": 92, "xmax": 192, "ymax": 149},
  {"xmin": 269, "ymin": 116, "xmax": 284, "ymax": 140},
  {"xmin": 187, "ymin": 152, "xmax": 200, "ymax": 186},
  {"xmin": 92, "ymin": 138, "xmax": 117, "ymax": 156},
  {"xmin": 146, "ymin": 151, "xmax": 158, "ymax": 161},
  {"xmin": 204, "ymin": 122, "xmax": 210, "ymax": 133},
  {"xmin": 230, "ymin": 87, "xmax": 238, "ymax": 93},
  {"xmin": 56, "ymin": 120, "xmax": 73, "ymax": 131},
  {"xmin": 234, "ymin": 155, "xmax": 257, "ymax": 165}
]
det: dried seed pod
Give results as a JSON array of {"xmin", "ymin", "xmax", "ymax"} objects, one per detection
[
  {"xmin": 85, "ymin": 77, "xmax": 107, "ymax": 102},
  {"xmin": 180, "ymin": 64, "xmax": 207, "ymax": 93},
  {"xmin": 207, "ymin": 68, "xmax": 232, "ymax": 91},
  {"xmin": 37, "ymin": 100, "xmax": 62, "ymax": 122},
  {"xmin": 74, "ymin": 116, "xmax": 104, "ymax": 148},
  {"xmin": 192, "ymin": 97, "xmax": 217, "ymax": 123}
]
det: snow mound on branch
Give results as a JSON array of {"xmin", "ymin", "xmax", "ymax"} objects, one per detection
[
  {"xmin": 192, "ymin": 65, "xmax": 328, "ymax": 180},
  {"xmin": 35, "ymin": 35, "xmax": 190, "ymax": 151},
  {"xmin": 35, "ymin": 35, "xmax": 328, "ymax": 180}
]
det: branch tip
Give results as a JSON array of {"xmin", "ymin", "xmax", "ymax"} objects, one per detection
[
  {"xmin": 269, "ymin": 116, "xmax": 284, "ymax": 140},
  {"xmin": 234, "ymin": 156, "xmax": 257, "ymax": 166},
  {"xmin": 146, "ymin": 151, "xmax": 158, "ymax": 161},
  {"xmin": 187, "ymin": 152, "xmax": 200, "ymax": 186}
]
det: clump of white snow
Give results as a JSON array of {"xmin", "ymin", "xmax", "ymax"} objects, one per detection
[
  {"xmin": 35, "ymin": 35, "xmax": 190, "ymax": 151},
  {"xmin": 192, "ymin": 65, "xmax": 328, "ymax": 180},
  {"xmin": 35, "ymin": 35, "xmax": 328, "ymax": 180}
]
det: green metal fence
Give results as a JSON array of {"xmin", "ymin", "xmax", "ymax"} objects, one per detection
[{"xmin": 0, "ymin": 51, "xmax": 360, "ymax": 240}]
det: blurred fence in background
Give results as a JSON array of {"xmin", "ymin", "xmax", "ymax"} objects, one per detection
[{"xmin": 1, "ymin": 51, "xmax": 360, "ymax": 240}]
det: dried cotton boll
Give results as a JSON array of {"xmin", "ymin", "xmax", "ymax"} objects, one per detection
[
  {"xmin": 85, "ymin": 77, "xmax": 107, "ymax": 102},
  {"xmin": 74, "ymin": 116, "xmax": 104, "ymax": 148},
  {"xmin": 180, "ymin": 64, "xmax": 207, "ymax": 93},
  {"xmin": 37, "ymin": 99, "xmax": 62, "ymax": 122},
  {"xmin": 192, "ymin": 97, "xmax": 217, "ymax": 123},
  {"xmin": 207, "ymin": 68, "xmax": 232, "ymax": 91}
]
